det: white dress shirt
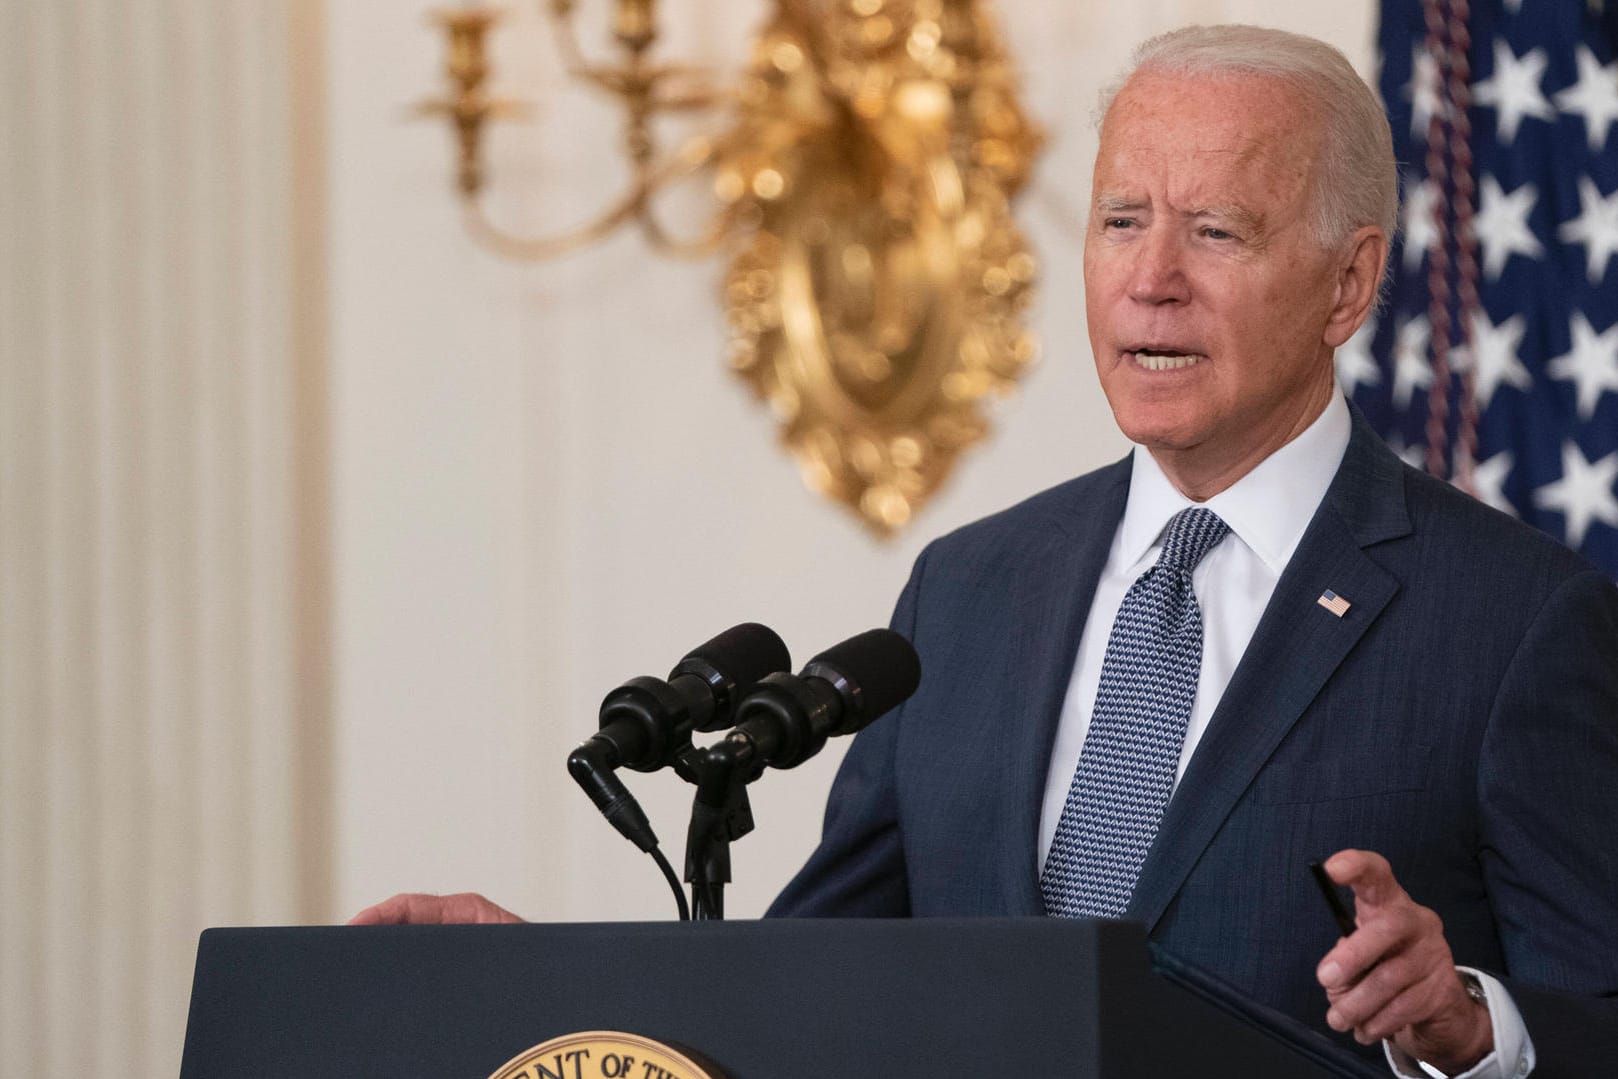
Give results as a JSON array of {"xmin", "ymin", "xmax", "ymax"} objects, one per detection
[{"xmin": 1035, "ymin": 393, "xmax": 1532, "ymax": 1079}]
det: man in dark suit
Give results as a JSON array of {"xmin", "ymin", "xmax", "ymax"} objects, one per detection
[
  {"xmin": 354, "ymin": 24, "xmax": 1618, "ymax": 1078},
  {"xmin": 767, "ymin": 24, "xmax": 1618, "ymax": 1079}
]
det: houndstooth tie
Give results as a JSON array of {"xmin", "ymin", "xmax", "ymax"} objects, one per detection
[{"xmin": 1041, "ymin": 506, "xmax": 1230, "ymax": 919}]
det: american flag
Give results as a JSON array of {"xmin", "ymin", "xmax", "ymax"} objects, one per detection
[
  {"xmin": 1345, "ymin": 0, "xmax": 1618, "ymax": 576},
  {"xmin": 1318, "ymin": 589, "xmax": 1354, "ymax": 617}
]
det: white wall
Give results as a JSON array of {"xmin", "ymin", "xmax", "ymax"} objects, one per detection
[{"xmin": 324, "ymin": 0, "xmax": 1377, "ymax": 925}]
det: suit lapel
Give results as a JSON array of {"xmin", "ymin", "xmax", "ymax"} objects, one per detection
[
  {"xmin": 996, "ymin": 458, "xmax": 1132, "ymax": 915},
  {"xmin": 1127, "ymin": 413, "xmax": 1412, "ymax": 931}
]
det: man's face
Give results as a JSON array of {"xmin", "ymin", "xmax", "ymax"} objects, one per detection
[{"xmin": 1084, "ymin": 70, "xmax": 1349, "ymax": 492}]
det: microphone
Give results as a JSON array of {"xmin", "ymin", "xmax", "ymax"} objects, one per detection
[
  {"xmin": 720, "ymin": 628, "xmax": 922, "ymax": 771},
  {"xmin": 568, "ymin": 623, "xmax": 791, "ymax": 850},
  {"xmin": 680, "ymin": 628, "xmax": 920, "ymax": 918}
]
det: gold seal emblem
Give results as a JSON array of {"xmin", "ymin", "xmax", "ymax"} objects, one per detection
[{"xmin": 487, "ymin": 1030, "xmax": 725, "ymax": 1079}]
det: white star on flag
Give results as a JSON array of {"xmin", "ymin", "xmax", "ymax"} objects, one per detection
[
  {"xmin": 1533, "ymin": 441, "xmax": 1618, "ymax": 548},
  {"xmin": 1405, "ymin": 47, "xmax": 1447, "ymax": 138},
  {"xmin": 1472, "ymin": 39, "xmax": 1554, "ymax": 143},
  {"xmin": 1456, "ymin": 310, "xmax": 1533, "ymax": 409},
  {"xmin": 1387, "ymin": 435, "xmax": 1428, "ymax": 470},
  {"xmin": 1336, "ymin": 317, "xmax": 1381, "ymax": 396},
  {"xmin": 1558, "ymin": 177, "xmax": 1618, "ymax": 284},
  {"xmin": 1392, "ymin": 315, "xmax": 1434, "ymax": 409},
  {"xmin": 1472, "ymin": 175, "xmax": 1543, "ymax": 279},
  {"xmin": 1402, "ymin": 177, "xmax": 1442, "ymax": 271},
  {"xmin": 1547, "ymin": 313, "xmax": 1618, "ymax": 420},
  {"xmin": 1554, "ymin": 46, "xmax": 1618, "ymax": 151},
  {"xmin": 1471, "ymin": 451, "xmax": 1517, "ymax": 516}
]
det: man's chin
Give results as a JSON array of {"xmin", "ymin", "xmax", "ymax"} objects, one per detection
[
  {"xmin": 1099, "ymin": 381, "xmax": 1217, "ymax": 447},
  {"xmin": 1112, "ymin": 414, "xmax": 1211, "ymax": 455}
]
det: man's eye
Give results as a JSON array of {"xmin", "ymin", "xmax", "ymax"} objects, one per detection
[
  {"xmin": 1201, "ymin": 227, "xmax": 1235, "ymax": 240},
  {"xmin": 1105, "ymin": 218, "xmax": 1136, "ymax": 230}
]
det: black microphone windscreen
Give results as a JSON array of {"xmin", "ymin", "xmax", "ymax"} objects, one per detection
[
  {"xmin": 677, "ymin": 622, "xmax": 792, "ymax": 686},
  {"xmin": 808, "ymin": 628, "xmax": 922, "ymax": 720}
]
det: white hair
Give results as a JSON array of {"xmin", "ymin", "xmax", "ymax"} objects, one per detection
[{"xmin": 1097, "ymin": 25, "xmax": 1399, "ymax": 250}]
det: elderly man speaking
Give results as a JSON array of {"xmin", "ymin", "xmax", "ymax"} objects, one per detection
[{"xmin": 356, "ymin": 25, "xmax": 1618, "ymax": 1079}]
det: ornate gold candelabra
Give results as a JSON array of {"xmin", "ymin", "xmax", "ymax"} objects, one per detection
[{"xmin": 419, "ymin": 0, "xmax": 1043, "ymax": 535}]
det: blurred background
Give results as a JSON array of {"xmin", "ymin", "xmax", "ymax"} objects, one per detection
[{"xmin": 1, "ymin": 1, "xmax": 1376, "ymax": 1074}]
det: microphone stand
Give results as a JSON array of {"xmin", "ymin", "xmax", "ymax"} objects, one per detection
[{"xmin": 674, "ymin": 738, "xmax": 761, "ymax": 920}]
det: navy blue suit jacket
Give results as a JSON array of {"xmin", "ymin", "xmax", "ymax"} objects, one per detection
[{"xmin": 770, "ymin": 410, "xmax": 1618, "ymax": 1074}]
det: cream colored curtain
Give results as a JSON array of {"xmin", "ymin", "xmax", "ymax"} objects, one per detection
[{"xmin": 0, "ymin": 3, "xmax": 327, "ymax": 1075}]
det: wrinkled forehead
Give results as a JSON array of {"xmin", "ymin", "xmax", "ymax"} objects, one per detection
[{"xmin": 1093, "ymin": 70, "xmax": 1322, "ymax": 213}]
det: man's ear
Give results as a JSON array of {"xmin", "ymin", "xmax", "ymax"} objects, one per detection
[{"xmin": 1323, "ymin": 226, "xmax": 1389, "ymax": 349}]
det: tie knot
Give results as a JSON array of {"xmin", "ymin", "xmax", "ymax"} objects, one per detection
[{"xmin": 1156, "ymin": 507, "xmax": 1230, "ymax": 574}]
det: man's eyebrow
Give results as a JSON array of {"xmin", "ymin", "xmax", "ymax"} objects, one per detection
[
  {"xmin": 1094, "ymin": 194, "xmax": 1146, "ymax": 214},
  {"xmin": 1091, "ymin": 196, "xmax": 1265, "ymax": 232},
  {"xmin": 1187, "ymin": 204, "xmax": 1264, "ymax": 231}
]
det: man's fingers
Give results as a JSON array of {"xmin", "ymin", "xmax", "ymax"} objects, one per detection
[
  {"xmin": 1324, "ymin": 848, "xmax": 1404, "ymax": 908},
  {"xmin": 1316, "ymin": 911, "xmax": 1407, "ymax": 988},
  {"xmin": 348, "ymin": 894, "xmax": 414, "ymax": 925},
  {"xmin": 437, "ymin": 893, "xmax": 526, "ymax": 923},
  {"xmin": 1319, "ymin": 895, "xmax": 1449, "ymax": 987},
  {"xmin": 347, "ymin": 892, "xmax": 524, "ymax": 925},
  {"xmin": 1351, "ymin": 966, "xmax": 1458, "ymax": 1044},
  {"xmin": 1323, "ymin": 951, "xmax": 1431, "ymax": 1034}
]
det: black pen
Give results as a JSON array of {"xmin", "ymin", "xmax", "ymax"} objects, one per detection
[{"xmin": 1309, "ymin": 860, "xmax": 1358, "ymax": 938}]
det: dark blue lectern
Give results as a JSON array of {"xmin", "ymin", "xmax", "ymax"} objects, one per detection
[{"xmin": 179, "ymin": 917, "xmax": 1385, "ymax": 1078}]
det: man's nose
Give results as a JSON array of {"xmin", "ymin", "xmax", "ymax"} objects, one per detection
[{"xmin": 1127, "ymin": 228, "xmax": 1191, "ymax": 304}]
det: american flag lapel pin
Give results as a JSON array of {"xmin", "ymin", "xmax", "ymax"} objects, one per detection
[{"xmin": 1317, "ymin": 589, "xmax": 1351, "ymax": 617}]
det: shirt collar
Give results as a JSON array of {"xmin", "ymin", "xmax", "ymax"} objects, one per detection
[{"xmin": 1116, "ymin": 392, "xmax": 1352, "ymax": 574}]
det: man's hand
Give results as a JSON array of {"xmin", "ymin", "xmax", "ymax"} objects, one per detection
[
  {"xmin": 1314, "ymin": 850, "xmax": 1493, "ymax": 1074},
  {"xmin": 348, "ymin": 892, "xmax": 525, "ymax": 925}
]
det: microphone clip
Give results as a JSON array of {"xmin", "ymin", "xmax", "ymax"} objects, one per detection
[{"xmin": 674, "ymin": 741, "xmax": 757, "ymax": 918}]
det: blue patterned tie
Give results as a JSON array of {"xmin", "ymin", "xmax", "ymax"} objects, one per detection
[{"xmin": 1041, "ymin": 506, "xmax": 1230, "ymax": 919}]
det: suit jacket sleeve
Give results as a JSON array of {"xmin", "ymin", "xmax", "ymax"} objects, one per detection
[
  {"xmin": 1480, "ymin": 567, "xmax": 1618, "ymax": 1074},
  {"xmin": 764, "ymin": 546, "xmax": 934, "ymax": 917}
]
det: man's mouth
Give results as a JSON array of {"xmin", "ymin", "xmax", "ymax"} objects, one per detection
[{"xmin": 1127, "ymin": 348, "xmax": 1205, "ymax": 372}]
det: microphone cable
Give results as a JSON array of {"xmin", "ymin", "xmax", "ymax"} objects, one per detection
[{"xmin": 651, "ymin": 845, "xmax": 691, "ymax": 921}]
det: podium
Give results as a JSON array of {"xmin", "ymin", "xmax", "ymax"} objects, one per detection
[{"xmin": 179, "ymin": 917, "xmax": 1385, "ymax": 1078}]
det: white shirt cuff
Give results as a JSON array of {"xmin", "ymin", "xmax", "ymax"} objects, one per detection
[{"xmin": 1382, "ymin": 967, "xmax": 1535, "ymax": 1079}]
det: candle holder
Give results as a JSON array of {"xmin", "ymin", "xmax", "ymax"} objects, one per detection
[{"xmin": 417, "ymin": 0, "xmax": 1044, "ymax": 536}]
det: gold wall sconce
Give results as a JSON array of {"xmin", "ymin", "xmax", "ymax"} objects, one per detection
[{"xmin": 419, "ymin": 0, "xmax": 1043, "ymax": 535}]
